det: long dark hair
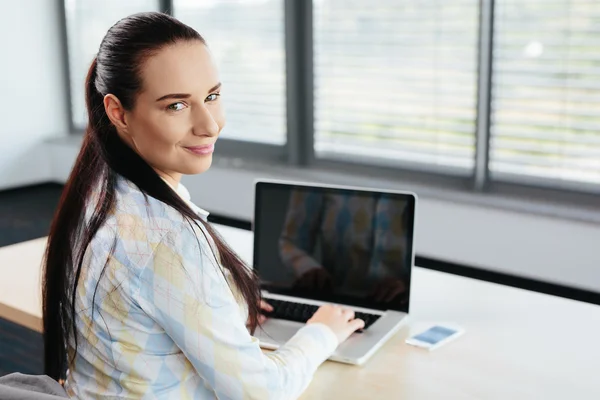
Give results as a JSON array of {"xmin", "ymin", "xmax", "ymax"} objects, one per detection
[{"xmin": 42, "ymin": 12, "xmax": 261, "ymax": 380}]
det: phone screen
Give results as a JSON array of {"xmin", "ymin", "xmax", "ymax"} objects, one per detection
[{"xmin": 412, "ymin": 325, "xmax": 458, "ymax": 345}]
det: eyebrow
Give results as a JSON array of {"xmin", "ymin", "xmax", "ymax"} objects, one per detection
[{"xmin": 155, "ymin": 82, "xmax": 222, "ymax": 102}]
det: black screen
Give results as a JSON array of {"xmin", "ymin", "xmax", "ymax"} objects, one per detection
[{"xmin": 253, "ymin": 182, "xmax": 415, "ymax": 312}]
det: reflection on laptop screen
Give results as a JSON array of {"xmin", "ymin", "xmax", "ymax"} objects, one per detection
[{"xmin": 254, "ymin": 182, "xmax": 415, "ymax": 313}]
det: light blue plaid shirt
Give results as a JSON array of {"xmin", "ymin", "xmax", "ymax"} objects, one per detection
[{"xmin": 64, "ymin": 176, "xmax": 338, "ymax": 399}]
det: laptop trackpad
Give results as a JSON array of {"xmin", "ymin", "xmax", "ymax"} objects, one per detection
[{"xmin": 257, "ymin": 319, "xmax": 304, "ymax": 346}]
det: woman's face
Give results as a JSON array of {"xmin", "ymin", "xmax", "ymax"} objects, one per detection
[{"xmin": 106, "ymin": 40, "xmax": 224, "ymax": 186}]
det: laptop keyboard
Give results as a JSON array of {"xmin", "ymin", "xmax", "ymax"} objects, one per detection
[{"xmin": 264, "ymin": 299, "xmax": 381, "ymax": 332}]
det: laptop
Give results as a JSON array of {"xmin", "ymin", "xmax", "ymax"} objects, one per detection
[{"xmin": 253, "ymin": 180, "xmax": 416, "ymax": 365}]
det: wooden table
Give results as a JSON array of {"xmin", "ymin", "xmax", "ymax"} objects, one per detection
[
  {"xmin": 0, "ymin": 237, "xmax": 45, "ymax": 332},
  {"xmin": 2, "ymin": 226, "xmax": 600, "ymax": 399}
]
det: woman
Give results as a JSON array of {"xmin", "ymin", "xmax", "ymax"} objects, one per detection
[{"xmin": 42, "ymin": 12, "xmax": 364, "ymax": 399}]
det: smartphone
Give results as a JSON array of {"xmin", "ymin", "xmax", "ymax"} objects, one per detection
[{"xmin": 405, "ymin": 325, "xmax": 464, "ymax": 350}]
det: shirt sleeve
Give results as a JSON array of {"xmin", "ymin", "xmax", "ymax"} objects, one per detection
[{"xmin": 134, "ymin": 220, "xmax": 338, "ymax": 400}]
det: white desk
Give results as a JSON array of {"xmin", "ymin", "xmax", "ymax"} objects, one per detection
[{"xmin": 1, "ymin": 225, "xmax": 600, "ymax": 399}]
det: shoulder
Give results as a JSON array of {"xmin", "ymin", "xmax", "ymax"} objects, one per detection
[
  {"xmin": 87, "ymin": 177, "xmax": 207, "ymax": 275},
  {"xmin": 110, "ymin": 177, "xmax": 188, "ymax": 241},
  {"xmin": 112, "ymin": 176, "xmax": 217, "ymax": 259},
  {"xmin": 134, "ymin": 209, "xmax": 228, "ymax": 311}
]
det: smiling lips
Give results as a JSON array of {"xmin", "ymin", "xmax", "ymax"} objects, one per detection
[{"xmin": 184, "ymin": 143, "xmax": 215, "ymax": 155}]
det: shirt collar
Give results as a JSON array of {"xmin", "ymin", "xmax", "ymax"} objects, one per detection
[{"xmin": 160, "ymin": 177, "xmax": 210, "ymax": 220}]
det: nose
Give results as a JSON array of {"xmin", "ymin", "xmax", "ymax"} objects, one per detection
[{"xmin": 191, "ymin": 104, "xmax": 220, "ymax": 137}]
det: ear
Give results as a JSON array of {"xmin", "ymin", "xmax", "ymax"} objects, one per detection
[{"xmin": 103, "ymin": 94, "xmax": 129, "ymax": 134}]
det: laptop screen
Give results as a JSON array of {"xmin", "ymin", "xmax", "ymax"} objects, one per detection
[{"xmin": 253, "ymin": 181, "xmax": 415, "ymax": 313}]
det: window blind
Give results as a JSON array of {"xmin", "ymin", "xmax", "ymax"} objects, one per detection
[
  {"xmin": 313, "ymin": 0, "xmax": 480, "ymax": 172},
  {"xmin": 491, "ymin": 0, "xmax": 600, "ymax": 186}
]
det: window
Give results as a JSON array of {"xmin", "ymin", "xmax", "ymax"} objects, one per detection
[
  {"xmin": 65, "ymin": 0, "xmax": 160, "ymax": 129},
  {"xmin": 491, "ymin": 1, "xmax": 600, "ymax": 186},
  {"xmin": 61, "ymin": 0, "xmax": 600, "ymax": 199},
  {"xmin": 313, "ymin": 0, "xmax": 480, "ymax": 173},
  {"xmin": 174, "ymin": 0, "xmax": 287, "ymax": 145}
]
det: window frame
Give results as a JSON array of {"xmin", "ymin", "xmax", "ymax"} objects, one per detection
[{"xmin": 60, "ymin": 0, "xmax": 600, "ymax": 211}]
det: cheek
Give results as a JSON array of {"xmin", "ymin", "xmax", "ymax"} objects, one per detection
[
  {"xmin": 132, "ymin": 112, "xmax": 187, "ymax": 148},
  {"xmin": 128, "ymin": 111, "xmax": 189, "ymax": 170}
]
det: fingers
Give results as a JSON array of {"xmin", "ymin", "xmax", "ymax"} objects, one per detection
[
  {"xmin": 260, "ymin": 300, "xmax": 273, "ymax": 313},
  {"xmin": 333, "ymin": 306, "xmax": 358, "ymax": 323},
  {"xmin": 341, "ymin": 307, "xmax": 355, "ymax": 321},
  {"xmin": 258, "ymin": 300, "xmax": 272, "ymax": 325},
  {"xmin": 336, "ymin": 306, "xmax": 364, "ymax": 331},
  {"xmin": 350, "ymin": 318, "xmax": 365, "ymax": 331}
]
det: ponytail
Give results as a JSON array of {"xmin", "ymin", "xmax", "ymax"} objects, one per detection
[
  {"xmin": 85, "ymin": 57, "xmax": 100, "ymax": 110},
  {"xmin": 85, "ymin": 57, "xmax": 111, "ymax": 138},
  {"xmin": 43, "ymin": 58, "xmax": 110, "ymax": 379}
]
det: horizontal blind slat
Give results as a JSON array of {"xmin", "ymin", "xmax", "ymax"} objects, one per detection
[
  {"xmin": 490, "ymin": 0, "xmax": 600, "ymax": 184},
  {"xmin": 314, "ymin": 0, "xmax": 479, "ymax": 172}
]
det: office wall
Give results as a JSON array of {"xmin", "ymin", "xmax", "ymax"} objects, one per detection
[{"xmin": 0, "ymin": 0, "xmax": 68, "ymax": 189}]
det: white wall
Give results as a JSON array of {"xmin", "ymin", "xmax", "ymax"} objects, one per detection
[{"xmin": 0, "ymin": 0, "xmax": 68, "ymax": 189}]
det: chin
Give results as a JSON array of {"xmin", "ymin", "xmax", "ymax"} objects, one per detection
[{"xmin": 184, "ymin": 155, "xmax": 213, "ymax": 175}]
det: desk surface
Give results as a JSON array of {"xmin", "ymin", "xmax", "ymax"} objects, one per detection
[
  {"xmin": 0, "ymin": 237, "xmax": 46, "ymax": 332},
  {"xmin": 1, "ymin": 225, "xmax": 600, "ymax": 399}
]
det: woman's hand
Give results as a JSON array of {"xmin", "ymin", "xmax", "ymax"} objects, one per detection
[
  {"xmin": 247, "ymin": 300, "xmax": 274, "ymax": 327},
  {"xmin": 258, "ymin": 300, "xmax": 273, "ymax": 324},
  {"xmin": 307, "ymin": 304, "xmax": 364, "ymax": 345}
]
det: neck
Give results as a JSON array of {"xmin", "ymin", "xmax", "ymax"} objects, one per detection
[{"xmin": 155, "ymin": 169, "xmax": 181, "ymax": 189}]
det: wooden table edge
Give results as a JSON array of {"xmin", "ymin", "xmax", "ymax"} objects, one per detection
[{"xmin": 0, "ymin": 302, "xmax": 42, "ymax": 333}]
